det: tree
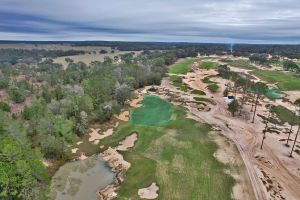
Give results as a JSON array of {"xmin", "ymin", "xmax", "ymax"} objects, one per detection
[
  {"xmin": 75, "ymin": 111, "xmax": 88, "ymax": 136},
  {"xmin": 0, "ymin": 102, "xmax": 10, "ymax": 112},
  {"xmin": 289, "ymin": 124, "xmax": 300, "ymax": 157},
  {"xmin": 228, "ymin": 100, "xmax": 239, "ymax": 117},
  {"xmin": 115, "ymin": 83, "xmax": 132, "ymax": 105},
  {"xmin": 286, "ymin": 99, "xmax": 300, "ymax": 146},
  {"xmin": 251, "ymin": 82, "xmax": 268, "ymax": 123}
]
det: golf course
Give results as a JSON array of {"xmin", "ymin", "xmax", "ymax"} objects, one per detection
[{"xmin": 100, "ymin": 95, "xmax": 244, "ymax": 199}]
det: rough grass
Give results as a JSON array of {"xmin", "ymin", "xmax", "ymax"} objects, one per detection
[
  {"xmin": 101, "ymin": 96, "xmax": 236, "ymax": 200},
  {"xmin": 271, "ymin": 105, "xmax": 300, "ymax": 125},
  {"xmin": 251, "ymin": 70, "xmax": 300, "ymax": 91},
  {"xmin": 130, "ymin": 95, "xmax": 172, "ymax": 126},
  {"xmin": 221, "ymin": 59, "xmax": 255, "ymax": 70},
  {"xmin": 169, "ymin": 75, "xmax": 189, "ymax": 92},
  {"xmin": 207, "ymin": 84, "xmax": 219, "ymax": 93},
  {"xmin": 169, "ymin": 58, "xmax": 195, "ymax": 74},
  {"xmin": 191, "ymin": 89, "xmax": 206, "ymax": 95},
  {"xmin": 200, "ymin": 61, "xmax": 218, "ymax": 69}
]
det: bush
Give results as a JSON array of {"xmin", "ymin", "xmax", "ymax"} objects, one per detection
[
  {"xmin": 0, "ymin": 102, "xmax": 10, "ymax": 112},
  {"xmin": 208, "ymin": 84, "xmax": 219, "ymax": 93}
]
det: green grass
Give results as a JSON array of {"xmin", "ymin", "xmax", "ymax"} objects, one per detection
[
  {"xmin": 202, "ymin": 76, "xmax": 215, "ymax": 84},
  {"xmin": 271, "ymin": 105, "xmax": 300, "ymax": 125},
  {"xmin": 191, "ymin": 89, "xmax": 206, "ymax": 95},
  {"xmin": 169, "ymin": 75, "xmax": 189, "ymax": 92},
  {"xmin": 200, "ymin": 61, "xmax": 218, "ymax": 69},
  {"xmin": 220, "ymin": 59, "xmax": 255, "ymax": 70},
  {"xmin": 130, "ymin": 95, "xmax": 172, "ymax": 126},
  {"xmin": 251, "ymin": 70, "xmax": 300, "ymax": 91},
  {"xmin": 207, "ymin": 84, "xmax": 219, "ymax": 93},
  {"xmin": 101, "ymin": 97, "xmax": 236, "ymax": 200},
  {"xmin": 169, "ymin": 58, "xmax": 195, "ymax": 74},
  {"xmin": 193, "ymin": 97, "xmax": 212, "ymax": 103}
]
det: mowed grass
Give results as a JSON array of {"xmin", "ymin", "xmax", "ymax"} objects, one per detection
[
  {"xmin": 101, "ymin": 95, "xmax": 235, "ymax": 200},
  {"xmin": 200, "ymin": 61, "xmax": 219, "ymax": 69},
  {"xmin": 252, "ymin": 70, "xmax": 300, "ymax": 91},
  {"xmin": 169, "ymin": 58, "xmax": 196, "ymax": 74},
  {"xmin": 130, "ymin": 95, "xmax": 172, "ymax": 126}
]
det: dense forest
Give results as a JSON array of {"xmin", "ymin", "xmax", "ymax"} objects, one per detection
[{"xmin": 1, "ymin": 41, "xmax": 300, "ymax": 58}]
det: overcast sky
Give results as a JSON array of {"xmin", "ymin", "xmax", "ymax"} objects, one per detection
[{"xmin": 0, "ymin": 0, "xmax": 300, "ymax": 43}]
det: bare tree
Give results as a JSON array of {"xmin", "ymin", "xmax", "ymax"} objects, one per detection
[{"xmin": 289, "ymin": 124, "xmax": 300, "ymax": 157}]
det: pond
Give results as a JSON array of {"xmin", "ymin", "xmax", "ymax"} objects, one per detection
[{"xmin": 50, "ymin": 155, "xmax": 115, "ymax": 200}]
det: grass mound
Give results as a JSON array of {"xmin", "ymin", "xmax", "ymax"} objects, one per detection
[
  {"xmin": 191, "ymin": 89, "xmax": 206, "ymax": 95},
  {"xmin": 130, "ymin": 95, "xmax": 172, "ymax": 126},
  {"xmin": 169, "ymin": 58, "xmax": 195, "ymax": 74},
  {"xmin": 169, "ymin": 75, "xmax": 190, "ymax": 92}
]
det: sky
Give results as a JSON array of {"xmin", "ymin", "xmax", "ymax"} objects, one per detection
[{"xmin": 0, "ymin": 0, "xmax": 300, "ymax": 44}]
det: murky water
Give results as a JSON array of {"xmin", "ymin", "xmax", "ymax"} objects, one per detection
[{"xmin": 50, "ymin": 155, "xmax": 115, "ymax": 200}]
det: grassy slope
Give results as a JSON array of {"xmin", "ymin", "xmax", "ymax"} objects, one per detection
[
  {"xmin": 169, "ymin": 58, "xmax": 196, "ymax": 74},
  {"xmin": 252, "ymin": 70, "xmax": 300, "ymax": 91},
  {"xmin": 101, "ymin": 95, "xmax": 235, "ymax": 200}
]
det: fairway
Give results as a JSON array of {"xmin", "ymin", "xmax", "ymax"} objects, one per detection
[
  {"xmin": 200, "ymin": 61, "xmax": 218, "ymax": 69},
  {"xmin": 252, "ymin": 70, "xmax": 300, "ymax": 91},
  {"xmin": 169, "ymin": 58, "xmax": 196, "ymax": 74},
  {"xmin": 131, "ymin": 95, "xmax": 172, "ymax": 126},
  {"xmin": 101, "ymin": 95, "xmax": 237, "ymax": 200}
]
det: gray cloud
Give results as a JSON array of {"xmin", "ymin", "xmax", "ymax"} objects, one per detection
[{"xmin": 0, "ymin": 0, "xmax": 300, "ymax": 43}]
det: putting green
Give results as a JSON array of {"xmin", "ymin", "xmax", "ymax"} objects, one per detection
[{"xmin": 130, "ymin": 95, "xmax": 172, "ymax": 126}]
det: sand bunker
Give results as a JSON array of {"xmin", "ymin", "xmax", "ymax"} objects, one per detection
[
  {"xmin": 76, "ymin": 141, "xmax": 83, "ymax": 145},
  {"xmin": 116, "ymin": 133, "xmax": 138, "ymax": 151},
  {"xmin": 138, "ymin": 182, "xmax": 159, "ymax": 199},
  {"xmin": 79, "ymin": 153, "xmax": 88, "ymax": 160},
  {"xmin": 88, "ymin": 128, "xmax": 114, "ymax": 142},
  {"xmin": 116, "ymin": 111, "xmax": 129, "ymax": 121},
  {"xmin": 100, "ymin": 147, "xmax": 130, "ymax": 171},
  {"xmin": 71, "ymin": 148, "xmax": 79, "ymax": 154},
  {"xmin": 130, "ymin": 95, "xmax": 144, "ymax": 108}
]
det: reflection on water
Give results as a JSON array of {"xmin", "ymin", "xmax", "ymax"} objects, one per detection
[{"xmin": 50, "ymin": 155, "xmax": 114, "ymax": 200}]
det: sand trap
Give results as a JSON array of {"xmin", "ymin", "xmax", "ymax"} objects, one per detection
[
  {"xmin": 76, "ymin": 141, "xmax": 83, "ymax": 145},
  {"xmin": 71, "ymin": 148, "xmax": 79, "ymax": 154},
  {"xmin": 89, "ymin": 128, "xmax": 114, "ymax": 142},
  {"xmin": 130, "ymin": 95, "xmax": 144, "ymax": 108},
  {"xmin": 138, "ymin": 182, "xmax": 159, "ymax": 199},
  {"xmin": 79, "ymin": 153, "xmax": 88, "ymax": 160},
  {"xmin": 116, "ymin": 111, "xmax": 129, "ymax": 121},
  {"xmin": 42, "ymin": 159, "xmax": 53, "ymax": 167},
  {"xmin": 117, "ymin": 133, "xmax": 138, "ymax": 151},
  {"xmin": 88, "ymin": 128, "xmax": 101, "ymax": 142},
  {"xmin": 100, "ymin": 147, "xmax": 130, "ymax": 171}
]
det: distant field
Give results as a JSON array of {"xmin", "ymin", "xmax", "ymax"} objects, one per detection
[
  {"xmin": 169, "ymin": 58, "xmax": 196, "ymax": 74},
  {"xmin": 252, "ymin": 70, "xmax": 300, "ymax": 91},
  {"xmin": 101, "ymin": 96, "xmax": 236, "ymax": 200},
  {"xmin": 53, "ymin": 51, "xmax": 139, "ymax": 68}
]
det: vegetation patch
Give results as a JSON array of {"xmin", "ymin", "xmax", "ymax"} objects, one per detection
[
  {"xmin": 271, "ymin": 105, "xmax": 300, "ymax": 125},
  {"xmin": 220, "ymin": 59, "xmax": 256, "ymax": 70},
  {"xmin": 207, "ymin": 83, "xmax": 219, "ymax": 93},
  {"xmin": 101, "ymin": 99, "xmax": 235, "ymax": 200},
  {"xmin": 251, "ymin": 70, "xmax": 300, "ymax": 91},
  {"xmin": 131, "ymin": 95, "xmax": 172, "ymax": 126},
  {"xmin": 169, "ymin": 58, "xmax": 195, "ymax": 74},
  {"xmin": 191, "ymin": 89, "xmax": 206, "ymax": 95},
  {"xmin": 200, "ymin": 61, "xmax": 218, "ymax": 69},
  {"xmin": 169, "ymin": 75, "xmax": 189, "ymax": 92}
]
